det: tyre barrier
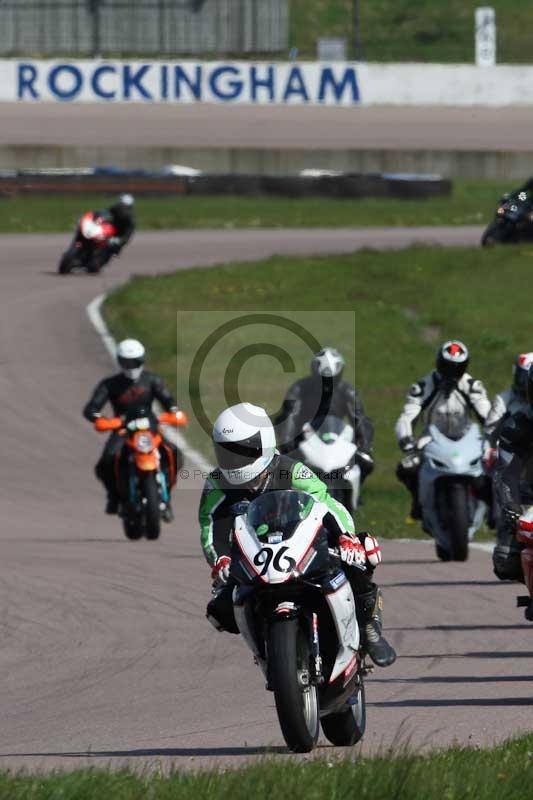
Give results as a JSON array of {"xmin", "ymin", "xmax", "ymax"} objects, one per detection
[{"xmin": 0, "ymin": 168, "xmax": 451, "ymax": 199}]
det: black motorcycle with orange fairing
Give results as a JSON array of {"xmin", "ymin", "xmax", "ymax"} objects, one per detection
[{"xmin": 94, "ymin": 410, "xmax": 187, "ymax": 540}]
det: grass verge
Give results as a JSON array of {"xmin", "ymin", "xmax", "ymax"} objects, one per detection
[
  {"xmin": 0, "ymin": 180, "xmax": 506, "ymax": 234},
  {"xmin": 103, "ymin": 242, "xmax": 533, "ymax": 539},
  {"xmin": 2, "ymin": 734, "xmax": 533, "ymax": 799},
  {"xmin": 290, "ymin": 0, "xmax": 533, "ymax": 63}
]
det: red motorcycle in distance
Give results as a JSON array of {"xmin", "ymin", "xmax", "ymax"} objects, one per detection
[
  {"xmin": 515, "ymin": 512, "xmax": 533, "ymax": 620},
  {"xmin": 95, "ymin": 410, "xmax": 188, "ymax": 541},
  {"xmin": 58, "ymin": 211, "xmax": 118, "ymax": 275}
]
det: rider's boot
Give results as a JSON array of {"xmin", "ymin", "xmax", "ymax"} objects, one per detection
[
  {"xmin": 356, "ymin": 586, "xmax": 396, "ymax": 667},
  {"xmin": 161, "ymin": 502, "xmax": 174, "ymax": 523}
]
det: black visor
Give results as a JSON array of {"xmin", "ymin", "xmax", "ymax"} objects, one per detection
[
  {"xmin": 118, "ymin": 356, "xmax": 144, "ymax": 370},
  {"xmin": 214, "ymin": 431, "xmax": 262, "ymax": 471}
]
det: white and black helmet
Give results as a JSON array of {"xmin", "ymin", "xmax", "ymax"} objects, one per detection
[
  {"xmin": 311, "ymin": 347, "xmax": 345, "ymax": 379},
  {"xmin": 212, "ymin": 403, "xmax": 276, "ymax": 485},
  {"xmin": 117, "ymin": 338, "xmax": 145, "ymax": 381},
  {"xmin": 513, "ymin": 352, "xmax": 533, "ymax": 398},
  {"xmin": 436, "ymin": 340, "xmax": 469, "ymax": 381}
]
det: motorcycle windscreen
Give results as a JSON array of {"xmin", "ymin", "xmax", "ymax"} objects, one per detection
[
  {"xmin": 247, "ymin": 489, "xmax": 315, "ymax": 542},
  {"xmin": 429, "ymin": 409, "xmax": 471, "ymax": 441},
  {"xmin": 309, "ymin": 414, "xmax": 352, "ymax": 443}
]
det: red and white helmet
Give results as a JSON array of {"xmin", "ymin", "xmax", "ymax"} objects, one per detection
[
  {"xmin": 212, "ymin": 403, "xmax": 276, "ymax": 485},
  {"xmin": 311, "ymin": 347, "xmax": 345, "ymax": 379},
  {"xmin": 436, "ymin": 340, "xmax": 469, "ymax": 381},
  {"xmin": 513, "ymin": 352, "xmax": 533, "ymax": 397}
]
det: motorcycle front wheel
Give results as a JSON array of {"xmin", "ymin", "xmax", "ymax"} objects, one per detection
[
  {"xmin": 481, "ymin": 221, "xmax": 513, "ymax": 247},
  {"xmin": 268, "ymin": 618, "xmax": 319, "ymax": 753},
  {"xmin": 446, "ymin": 482, "xmax": 470, "ymax": 561},
  {"xmin": 321, "ymin": 680, "xmax": 366, "ymax": 746},
  {"xmin": 58, "ymin": 249, "xmax": 77, "ymax": 274},
  {"xmin": 141, "ymin": 472, "xmax": 161, "ymax": 540}
]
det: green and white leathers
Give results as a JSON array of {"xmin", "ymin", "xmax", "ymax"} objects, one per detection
[{"xmin": 199, "ymin": 454, "xmax": 355, "ymax": 567}]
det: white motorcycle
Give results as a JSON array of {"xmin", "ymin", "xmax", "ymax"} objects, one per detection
[
  {"xmin": 403, "ymin": 412, "xmax": 486, "ymax": 561},
  {"xmin": 297, "ymin": 415, "xmax": 362, "ymax": 512},
  {"xmin": 230, "ymin": 489, "xmax": 369, "ymax": 753}
]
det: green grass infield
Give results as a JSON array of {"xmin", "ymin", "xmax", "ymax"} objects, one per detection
[
  {"xmin": 2, "ymin": 733, "xmax": 533, "ymax": 799},
  {"xmin": 0, "ymin": 180, "xmax": 507, "ymax": 234},
  {"xmin": 103, "ymin": 243, "xmax": 533, "ymax": 539}
]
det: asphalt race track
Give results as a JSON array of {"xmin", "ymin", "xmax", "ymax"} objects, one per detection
[
  {"xmin": 2, "ymin": 103, "xmax": 533, "ymax": 150},
  {"xmin": 1, "ymin": 225, "xmax": 532, "ymax": 774}
]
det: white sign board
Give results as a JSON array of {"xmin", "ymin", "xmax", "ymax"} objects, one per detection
[{"xmin": 475, "ymin": 7, "xmax": 496, "ymax": 67}]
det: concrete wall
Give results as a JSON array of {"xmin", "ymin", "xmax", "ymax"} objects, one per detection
[{"xmin": 2, "ymin": 145, "xmax": 533, "ymax": 180}]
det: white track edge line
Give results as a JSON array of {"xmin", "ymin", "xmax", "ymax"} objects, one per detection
[{"xmin": 86, "ymin": 292, "xmax": 214, "ymax": 474}]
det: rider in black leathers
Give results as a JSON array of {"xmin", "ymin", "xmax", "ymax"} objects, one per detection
[
  {"xmin": 492, "ymin": 363, "xmax": 533, "ymax": 582},
  {"xmin": 83, "ymin": 338, "xmax": 183, "ymax": 514},
  {"xmin": 275, "ymin": 347, "xmax": 375, "ymax": 485},
  {"xmin": 106, "ymin": 194, "xmax": 135, "ymax": 255}
]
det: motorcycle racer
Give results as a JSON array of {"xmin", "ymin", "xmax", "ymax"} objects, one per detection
[
  {"xmin": 275, "ymin": 347, "xmax": 375, "ymax": 487},
  {"xmin": 83, "ymin": 338, "xmax": 183, "ymax": 515},
  {"xmin": 106, "ymin": 194, "xmax": 135, "ymax": 255},
  {"xmin": 492, "ymin": 362, "xmax": 533, "ymax": 582},
  {"xmin": 395, "ymin": 340, "xmax": 491, "ymax": 519},
  {"xmin": 200, "ymin": 403, "xmax": 396, "ymax": 668}
]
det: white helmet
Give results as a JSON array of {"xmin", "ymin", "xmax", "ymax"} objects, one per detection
[
  {"xmin": 118, "ymin": 193, "xmax": 134, "ymax": 207},
  {"xmin": 212, "ymin": 403, "xmax": 276, "ymax": 485},
  {"xmin": 311, "ymin": 347, "xmax": 345, "ymax": 379},
  {"xmin": 117, "ymin": 338, "xmax": 145, "ymax": 381}
]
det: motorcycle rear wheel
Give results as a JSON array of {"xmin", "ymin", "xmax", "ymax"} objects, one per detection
[
  {"xmin": 321, "ymin": 681, "xmax": 366, "ymax": 746},
  {"xmin": 142, "ymin": 472, "xmax": 161, "ymax": 540},
  {"xmin": 268, "ymin": 618, "xmax": 319, "ymax": 753}
]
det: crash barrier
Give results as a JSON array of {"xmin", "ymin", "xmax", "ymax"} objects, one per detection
[
  {"xmin": 0, "ymin": 170, "xmax": 451, "ymax": 199},
  {"xmin": 4, "ymin": 59, "xmax": 533, "ymax": 105},
  {"xmin": 0, "ymin": 1, "xmax": 288, "ymax": 57}
]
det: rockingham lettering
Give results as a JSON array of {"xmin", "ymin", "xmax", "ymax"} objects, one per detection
[{"xmin": 13, "ymin": 60, "xmax": 361, "ymax": 105}]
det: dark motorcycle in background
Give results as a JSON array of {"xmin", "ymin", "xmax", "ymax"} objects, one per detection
[
  {"xmin": 58, "ymin": 211, "xmax": 118, "ymax": 274},
  {"xmin": 481, "ymin": 191, "xmax": 533, "ymax": 246}
]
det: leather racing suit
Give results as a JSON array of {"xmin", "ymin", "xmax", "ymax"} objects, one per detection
[
  {"xmin": 492, "ymin": 410, "xmax": 533, "ymax": 581},
  {"xmin": 83, "ymin": 370, "xmax": 183, "ymax": 504},
  {"xmin": 276, "ymin": 375, "xmax": 375, "ymax": 483},
  {"xmin": 199, "ymin": 453, "xmax": 396, "ymax": 667},
  {"xmin": 395, "ymin": 370, "xmax": 491, "ymax": 516}
]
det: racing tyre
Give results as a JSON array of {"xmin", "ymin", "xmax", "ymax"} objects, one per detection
[
  {"xmin": 447, "ymin": 482, "xmax": 469, "ymax": 561},
  {"xmin": 58, "ymin": 250, "xmax": 75, "ymax": 274},
  {"xmin": 268, "ymin": 618, "xmax": 319, "ymax": 753},
  {"xmin": 142, "ymin": 472, "xmax": 161, "ymax": 540},
  {"xmin": 321, "ymin": 680, "xmax": 366, "ymax": 746},
  {"xmin": 122, "ymin": 517, "xmax": 143, "ymax": 541},
  {"xmin": 481, "ymin": 222, "xmax": 512, "ymax": 247}
]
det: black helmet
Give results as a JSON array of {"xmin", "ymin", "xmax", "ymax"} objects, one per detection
[
  {"xmin": 436, "ymin": 340, "xmax": 469, "ymax": 381},
  {"xmin": 513, "ymin": 353, "xmax": 533, "ymax": 398},
  {"xmin": 111, "ymin": 193, "xmax": 134, "ymax": 218}
]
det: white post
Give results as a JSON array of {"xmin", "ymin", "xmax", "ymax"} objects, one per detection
[{"xmin": 475, "ymin": 7, "xmax": 496, "ymax": 66}]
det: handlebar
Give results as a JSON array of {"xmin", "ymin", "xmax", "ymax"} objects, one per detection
[{"xmin": 93, "ymin": 410, "xmax": 188, "ymax": 433}]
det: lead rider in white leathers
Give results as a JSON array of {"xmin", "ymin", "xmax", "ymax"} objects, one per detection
[{"xmin": 395, "ymin": 340, "xmax": 491, "ymax": 519}]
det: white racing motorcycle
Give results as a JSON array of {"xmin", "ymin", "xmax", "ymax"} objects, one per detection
[
  {"xmin": 297, "ymin": 415, "xmax": 362, "ymax": 512},
  {"xmin": 404, "ymin": 411, "xmax": 486, "ymax": 561},
  {"xmin": 230, "ymin": 489, "xmax": 369, "ymax": 753}
]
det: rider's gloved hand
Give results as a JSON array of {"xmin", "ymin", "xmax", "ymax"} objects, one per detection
[
  {"xmin": 399, "ymin": 436, "xmax": 416, "ymax": 452},
  {"xmin": 338, "ymin": 535, "xmax": 366, "ymax": 568},
  {"xmin": 211, "ymin": 556, "xmax": 232, "ymax": 587},
  {"xmin": 108, "ymin": 236, "xmax": 122, "ymax": 254},
  {"xmin": 357, "ymin": 532, "xmax": 382, "ymax": 567},
  {"xmin": 502, "ymin": 503, "xmax": 521, "ymax": 526}
]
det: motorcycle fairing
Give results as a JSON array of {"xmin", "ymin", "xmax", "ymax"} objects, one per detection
[
  {"xmin": 419, "ymin": 422, "xmax": 486, "ymax": 548},
  {"xmin": 233, "ymin": 502, "xmax": 327, "ymax": 584}
]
